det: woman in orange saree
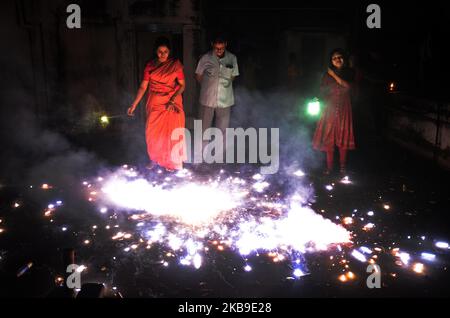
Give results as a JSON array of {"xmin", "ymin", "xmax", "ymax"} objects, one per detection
[{"xmin": 128, "ymin": 38, "xmax": 186, "ymax": 171}]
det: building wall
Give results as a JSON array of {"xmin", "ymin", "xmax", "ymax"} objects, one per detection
[
  {"xmin": 280, "ymin": 30, "xmax": 347, "ymax": 91},
  {"xmin": 2, "ymin": 0, "xmax": 203, "ymax": 132},
  {"xmin": 385, "ymin": 94, "xmax": 450, "ymax": 170}
]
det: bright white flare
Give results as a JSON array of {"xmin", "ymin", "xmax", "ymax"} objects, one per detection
[
  {"xmin": 293, "ymin": 170, "xmax": 305, "ymax": 177},
  {"xmin": 435, "ymin": 242, "xmax": 449, "ymax": 249},
  {"xmin": 101, "ymin": 171, "xmax": 243, "ymax": 225},
  {"xmin": 234, "ymin": 203, "xmax": 350, "ymax": 255},
  {"xmin": 351, "ymin": 250, "xmax": 367, "ymax": 262},
  {"xmin": 94, "ymin": 167, "xmax": 352, "ymax": 269}
]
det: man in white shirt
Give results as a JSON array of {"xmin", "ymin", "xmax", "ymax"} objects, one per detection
[{"xmin": 195, "ymin": 37, "xmax": 239, "ymax": 140}]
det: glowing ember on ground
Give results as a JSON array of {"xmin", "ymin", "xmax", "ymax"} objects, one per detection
[
  {"xmin": 435, "ymin": 242, "xmax": 449, "ymax": 249},
  {"xmin": 351, "ymin": 250, "xmax": 367, "ymax": 262},
  {"xmin": 395, "ymin": 251, "xmax": 410, "ymax": 266},
  {"xmin": 363, "ymin": 223, "xmax": 375, "ymax": 231},
  {"xmin": 293, "ymin": 268, "xmax": 306, "ymax": 277},
  {"xmin": 343, "ymin": 217, "xmax": 353, "ymax": 225},
  {"xmin": 346, "ymin": 271, "xmax": 355, "ymax": 280},
  {"xmin": 55, "ymin": 276, "xmax": 64, "ymax": 285},
  {"xmin": 338, "ymin": 274, "xmax": 348, "ymax": 282},
  {"xmin": 413, "ymin": 263, "xmax": 425, "ymax": 274},
  {"xmin": 293, "ymin": 170, "xmax": 305, "ymax": 177},
  {"xmin": 340, "ymin": 176, "xmax": 352, "ymax": 184},
  {"xmin": 421, "ymin": 253, "xmax": 436, "ymax": 262}
]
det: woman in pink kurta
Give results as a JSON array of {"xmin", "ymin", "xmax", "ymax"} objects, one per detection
[
  {"xmin": 128, "ymin": 38, "xmax": 186, "ymax": 171},
  {"xmin": 313, "ymin": 49, "xmax": 355, "ymax": 174}
]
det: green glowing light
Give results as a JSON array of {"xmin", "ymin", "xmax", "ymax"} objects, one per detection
[{"xmin": 306, "ymin": 98, "xmax": 321, "ymax": 117}]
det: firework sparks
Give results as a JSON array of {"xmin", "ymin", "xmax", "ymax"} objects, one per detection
[
  {"xmin": 233, "ymin": 203, "xmax": 350, "ymax": 256},
  {"xmin": 340, "ymin": 176, "xmax": 352, "ymax": 184},
  {"xmin": 343, "ymin": 217, "xmax": 353, "ymax": 225},
  {"xmin": 253, "ymin": 181, "xmax": 270, "ymax": 193},
  {"xmin": 100, "ymin": 170, "xmax": 244, "ymax": 225},
  {"xmin": 359, "ymin": 246, "xmax": 372, "ymax": 254},
  {"xmin": 393, "ymin": 250, "xmax": 411, "ymax": 266},
  {"xmin": 413, "ymin": 263, "xmax": 425, "ymax": 274},
  {"xmin": 17, "ymin": 262, "xmax": 33, "ymax": 277},
  {"xmin": 293, "ymin": 268, "xmax": 307, "ymax": 278},
  {"xmin": 81, "ymin": 167, "xmax": 353, "ymax": 271},
  {"xmin": 293, "ymin": 170, "xmax": 305, "ymax": 177},
  {"xmin": 435, "ymin": 242, "xmax": 449, "ymax": 250},
  {"xmin": 421, "ymin": 253, "xmax": 436, "ymax": 262},
  {"xmin": 363, "ymin": 223, "xmax": 375, "ymax": 231},
  {"xmin": 18, "ymin": 162, "xmax": 447, "ymax": 295},
  {"xmin": 351, "ymin": 250, "xmax": 367, "ymax": 263}
]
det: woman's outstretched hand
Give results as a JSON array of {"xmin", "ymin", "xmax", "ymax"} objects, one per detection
[{"xmin": 127, "ymin": 106, "xmax": 136, "ymax": 117}]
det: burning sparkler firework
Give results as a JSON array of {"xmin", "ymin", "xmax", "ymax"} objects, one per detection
[
  {"xmin": 82, "ymin": 166, "xmax": 352, "ymax": 274},
  {"xmin": 2, "ymin": 164, "xmax": 449, "ymax": 297}
]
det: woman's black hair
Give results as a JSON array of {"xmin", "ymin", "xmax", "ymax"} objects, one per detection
[
  {"xmin": 328, "ymin": 48, "xmax": 347, "ymax": 70},
  {"xmin": 154, "ymin": 36, "xmax": 172, "ymax": 52},
  {"xmin": 328, "ymin": 48, "xmax": 354, "ymax": 81}
]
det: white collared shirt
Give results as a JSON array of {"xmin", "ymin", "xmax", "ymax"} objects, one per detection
[{"xmin": 195, "ymin": 50, "xmax": 239, "ymax": 108}]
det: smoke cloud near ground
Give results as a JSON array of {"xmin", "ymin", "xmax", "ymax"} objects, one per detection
[
  {"xmin": 0, "ymin": 97, "xmax": 102, "ymax": 187},
  {"xmin": 228, "ymin": 86, "xmax": 322, "ymax": 180}
]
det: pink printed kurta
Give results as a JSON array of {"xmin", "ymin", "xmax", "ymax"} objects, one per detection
[{"xmin": 313, "ymin": 73, "xmax": 355, "ymax": 151}]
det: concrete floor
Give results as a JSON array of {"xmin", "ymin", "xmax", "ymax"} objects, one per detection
[{"xmin": 1, "ymin": 118, "xmax": 449, "ymax": 298}]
